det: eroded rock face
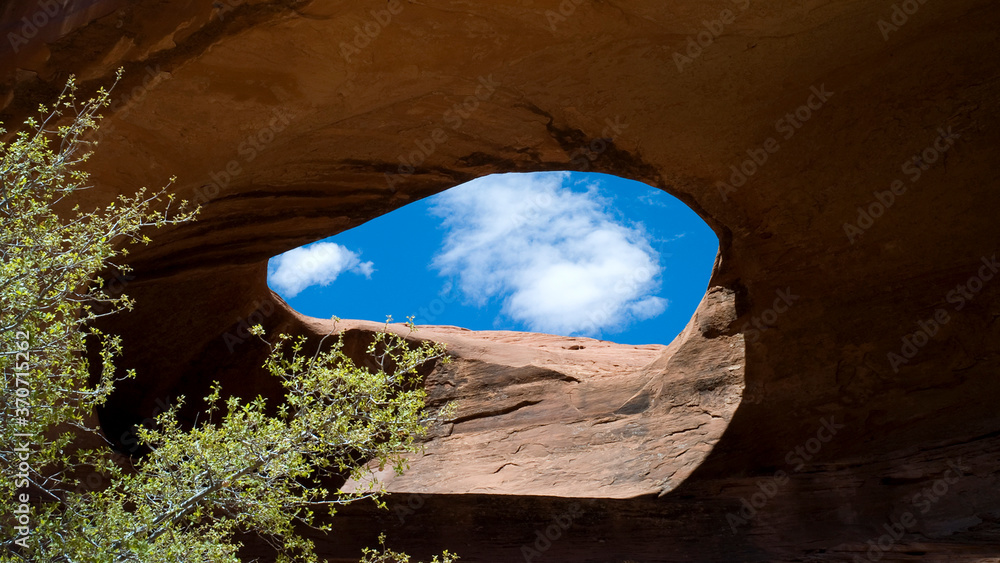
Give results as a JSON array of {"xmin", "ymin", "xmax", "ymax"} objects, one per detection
[
  {"xmin": 333, "ymin": 313, "xmax": 742, "ymax": 499},
  {"xmin": 3, "ymin": 0, "xmax": 1000, "ymax": 560}
]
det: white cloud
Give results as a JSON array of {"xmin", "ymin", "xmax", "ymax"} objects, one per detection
[
  {"xmin": 268, "ymin": 242, "xmax": 374, "ymax": 298},
  {"xmin": 430, "ymin": 172, "xmax": 667, "ymax": 336},
  {"xmin": 638, "ymin": 188, "xmax": 672, "ymax": 208}
]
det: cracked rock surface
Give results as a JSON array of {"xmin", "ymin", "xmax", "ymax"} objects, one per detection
[{"xmin": 3, "ymin": 0, "xmax": 1000, "ymax": 560}]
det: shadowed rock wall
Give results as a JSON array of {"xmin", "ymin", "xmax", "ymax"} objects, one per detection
[{"xmin": 3, "ymin": 0, "xmax": 999, "ymax": 560}]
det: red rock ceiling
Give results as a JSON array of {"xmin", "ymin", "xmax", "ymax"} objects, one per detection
[{"xmin": 2, "ymin": 0, "xmax": 999, "ymax": 560}]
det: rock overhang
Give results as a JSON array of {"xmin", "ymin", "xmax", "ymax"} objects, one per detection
[{"xmin": 3, "ymin": 0, "xmax": 999, "ymax": 560}]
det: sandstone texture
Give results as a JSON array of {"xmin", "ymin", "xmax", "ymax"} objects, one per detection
[{"xmin": 2, "ymin": 0, "xmax": 999, "ymax": 561}]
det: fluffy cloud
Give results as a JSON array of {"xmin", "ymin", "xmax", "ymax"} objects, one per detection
[
  {"xmin": 267, "ymin": 242, "xmax": 374, "ymax": 298},
  {"xmin": 430, "ymin": 172, "xmax": 667, "ymax": 336}
]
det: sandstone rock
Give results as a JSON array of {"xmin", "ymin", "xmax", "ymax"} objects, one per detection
[{"xmin": 3, "ymin": 0, "xmax": 999, "ymax": 560}]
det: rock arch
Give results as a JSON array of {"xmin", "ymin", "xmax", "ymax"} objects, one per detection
[{"xmin": 3, "ymin": 0, "xmax": 1000, "ymax": 560}]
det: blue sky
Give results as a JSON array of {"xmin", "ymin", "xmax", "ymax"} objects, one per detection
[{"xmin": 267, "ymin": 172, "xmax": 718, "ymax": 345}]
